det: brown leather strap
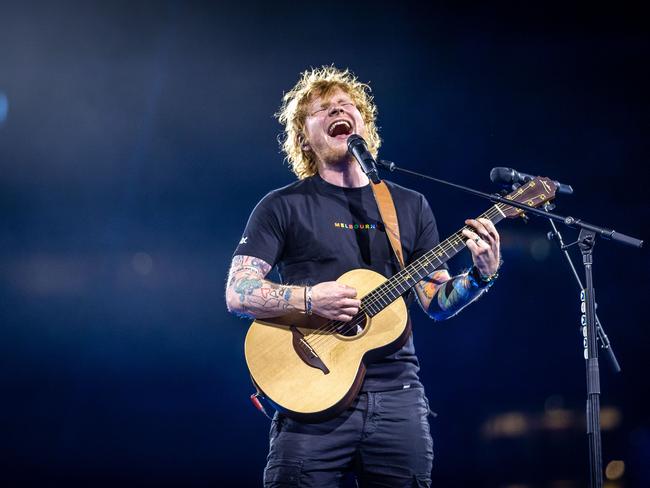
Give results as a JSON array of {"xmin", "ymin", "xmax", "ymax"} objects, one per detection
[{"xmin": 370, "ymin": 181, "xmax": 405, "ymax": 269}]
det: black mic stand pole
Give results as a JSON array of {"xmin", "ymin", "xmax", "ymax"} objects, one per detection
[
  {"xmin": 377, "ymin": 159, "xmax": 642, "ymax": 488},
  {"xmin": 545, "ymin": 207, "xmax": 621, "ymax": 374},
  {"xmin": 578, "ymin": 226, "xmax": 604, "ymax": 487}
]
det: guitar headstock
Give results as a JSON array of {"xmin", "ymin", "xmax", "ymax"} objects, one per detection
[{"xmin": 501, "ymin": 177, "xmax": 558, "ymax": 218}]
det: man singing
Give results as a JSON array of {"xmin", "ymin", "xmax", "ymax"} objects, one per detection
[{"xmin": 226, "ymin": 66, "xmax": 501, "ymax": 487}]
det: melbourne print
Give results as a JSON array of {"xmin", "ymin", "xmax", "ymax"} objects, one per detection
[{"xmin": 334, "ymin": 222, "xmax": 379, "ymax": 230}]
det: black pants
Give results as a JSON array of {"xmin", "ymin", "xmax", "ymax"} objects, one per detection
[{"xmin": 264, "ymin": 386, "xmax": 434, "ymax": 487}]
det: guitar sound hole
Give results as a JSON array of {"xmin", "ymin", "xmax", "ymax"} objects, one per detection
[{"xmin": 336, "ymin": 313, "xmax": 367, "ymax": 337}]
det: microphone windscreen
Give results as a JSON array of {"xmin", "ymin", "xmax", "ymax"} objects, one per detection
[
  {"xmin": 490, "ymin": 167, "xmax": 514, "ymax": 184},
  {"xmin": 347, "ymin": 134, "xmax": 365, "ymax": 151}
]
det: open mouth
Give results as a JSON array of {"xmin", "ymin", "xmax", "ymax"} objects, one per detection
[{"xmin": 327, "ymin": 120, "xmax": 353, "ymax": 138}]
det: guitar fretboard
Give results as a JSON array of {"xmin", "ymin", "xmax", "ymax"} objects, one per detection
[{"xmin": 360, "ymin": 203, "xmax": 506, "ymax": 316}]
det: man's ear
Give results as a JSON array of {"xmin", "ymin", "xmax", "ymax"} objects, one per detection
[{"xmin": 299, "ymin": 135, "xmax": 310, "ymax": 152}]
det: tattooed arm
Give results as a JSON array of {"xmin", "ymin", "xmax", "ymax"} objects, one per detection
[
  {"xmin": 415, "ymin": 270, "xmax": 488, "ymax": 321},
  {"xmin": 225, "ymin": 255, "xmax": 361, "ymax": 321},
  {"xmin": 225, "ymin": 255, "xmax": 305, "ymax": 319},
  {"xmin": 415, "ymin": 217, "xmax": 501, "ymax": 321}
]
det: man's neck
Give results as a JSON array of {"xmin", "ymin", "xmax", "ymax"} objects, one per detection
[{"xmin": 318, "ymin": 160, "xmax": 370, "ymax": 188}]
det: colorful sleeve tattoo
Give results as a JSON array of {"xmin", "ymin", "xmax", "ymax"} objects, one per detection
[{"xmin": 417, "ymin": 270, "xmax": 487, "ymax": 321}]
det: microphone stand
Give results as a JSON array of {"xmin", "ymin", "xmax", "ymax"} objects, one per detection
[
  {"xmin": 544, "ymin": 206, "xmax": 621, "ymax": 374},
  {"xmin": 377, "ymin": 159, "xmax": 642, "ymax": 488}
]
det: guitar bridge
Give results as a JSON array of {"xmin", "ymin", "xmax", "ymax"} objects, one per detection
[{"xmin": 290, "ymin": 326, "xmax": 330, "ymax": 374}]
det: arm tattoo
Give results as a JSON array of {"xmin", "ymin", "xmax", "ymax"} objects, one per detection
[
  {"xmin": 226, "ymin": 255, "xmax": 301, "ymax": 319},
  {"xmin": 425, "ymin": 272, "xmax": 486, "ymax": 321},
  {"xmin": 416, "ymin": 274, "xmax": 441, "ymax": 301},
  {"xmin": 234, "ymin": 278, "xmax": 263, "ymax": 301}
]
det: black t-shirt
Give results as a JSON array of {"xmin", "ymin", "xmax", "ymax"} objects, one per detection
[{"xmin": 234, "ymin": 173, "xmax": 447, "ymax": 391}]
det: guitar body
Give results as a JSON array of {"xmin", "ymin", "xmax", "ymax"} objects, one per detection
[{"xmin": 244, "ymin": 268, "xmax": 408, "ymax": 422}]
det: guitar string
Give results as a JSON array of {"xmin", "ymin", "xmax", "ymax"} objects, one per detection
[
  {"xmin": 305, "ymin": 204, "xmax": 505, "ymax": 349},
  {"xmin": 303, "ymin": 203, "xmax": 507, "ymax": 350}
]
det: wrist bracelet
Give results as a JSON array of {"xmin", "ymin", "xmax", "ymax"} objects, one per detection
[
  {"xmin": 467, "ymin": 265, "xmax": 499, "ymax": 289},
  {"xmin": 305, "ymin": 286, "xmax": 313, "ymax": 315}
]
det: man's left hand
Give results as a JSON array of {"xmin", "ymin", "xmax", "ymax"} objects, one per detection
[{"xmin": 462, "ymin": 218, "xmax": 501, "ymax": 276}]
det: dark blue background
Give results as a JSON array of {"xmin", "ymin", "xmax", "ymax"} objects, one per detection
[{"xmin": 1, "ymin": 1, "xmax": 648, "ymax": 486}]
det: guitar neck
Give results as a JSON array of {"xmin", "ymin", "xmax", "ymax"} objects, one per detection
[{"xmin": 361, "ymin": 203, "xmax": 507, "ymax": 316}]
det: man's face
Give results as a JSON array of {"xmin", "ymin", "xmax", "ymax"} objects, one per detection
[{"xmin": 302, "ymin": 87, "xmax": 367, "ymax": 168}]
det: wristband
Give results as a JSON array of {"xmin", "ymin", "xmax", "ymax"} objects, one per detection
[
  {"xmin": 305, "ymin": 286, "xmax": 313, "ymax": 315},
  {"xmin": 467, "ymin": 265, "xmax": 499, "ymax": 289}
]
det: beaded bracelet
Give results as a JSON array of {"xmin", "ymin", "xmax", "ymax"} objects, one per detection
[
  {"xmin": 304, "ymin": 286, "xmax": 313, "ymax": 315},
  {"xmin": 467, "ymin": 265, "xmax": 499, "ymax": 289}
]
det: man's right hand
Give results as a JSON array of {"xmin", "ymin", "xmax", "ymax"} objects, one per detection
[{"xmin": 311, "ymin": 282, "xmax": 360, "ymax": 322}]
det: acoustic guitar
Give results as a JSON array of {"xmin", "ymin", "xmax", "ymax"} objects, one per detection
[{"xmin": 245, "ymin": 177, "xmax": 557, "ymax": 421}]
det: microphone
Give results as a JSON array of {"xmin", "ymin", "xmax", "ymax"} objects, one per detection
[
  {"xmin": 490, "ymin": 167, "xmax": 574, "ymax": 195},
  {"xmin": 347, "ymin": 134, "xmax": 381, "ymax": 184}
]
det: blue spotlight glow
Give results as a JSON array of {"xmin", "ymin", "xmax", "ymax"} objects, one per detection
[{"xmin": 0, "ymin": 92, "xmax": 8, "ymax": 124}]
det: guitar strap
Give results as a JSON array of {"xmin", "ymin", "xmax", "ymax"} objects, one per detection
[{"xmin": 370, "ymin": 181, "xmax": 405, "ymax": 269}]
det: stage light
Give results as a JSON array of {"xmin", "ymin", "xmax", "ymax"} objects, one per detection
[
  {"xmin": 132, "ymin": 252, "xmax": 154, "ymax": 276},
  {"xmin": 605, "ymin": 460, "xmax": 624, "ymax": 480},
  {"xmin": 0, "ymin": 92, "xmax": 8, "ymax": 124},
  {"xmin": 482, "ymin": 411, "xmax": 529, "ymax": 438},
  {"xmin": 542, "ymin": 408, "xmax": 573, "ymax": 430},
  {"xmin": 600, "ymin": 407, "xmax": 622, "ymax": 430}
]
